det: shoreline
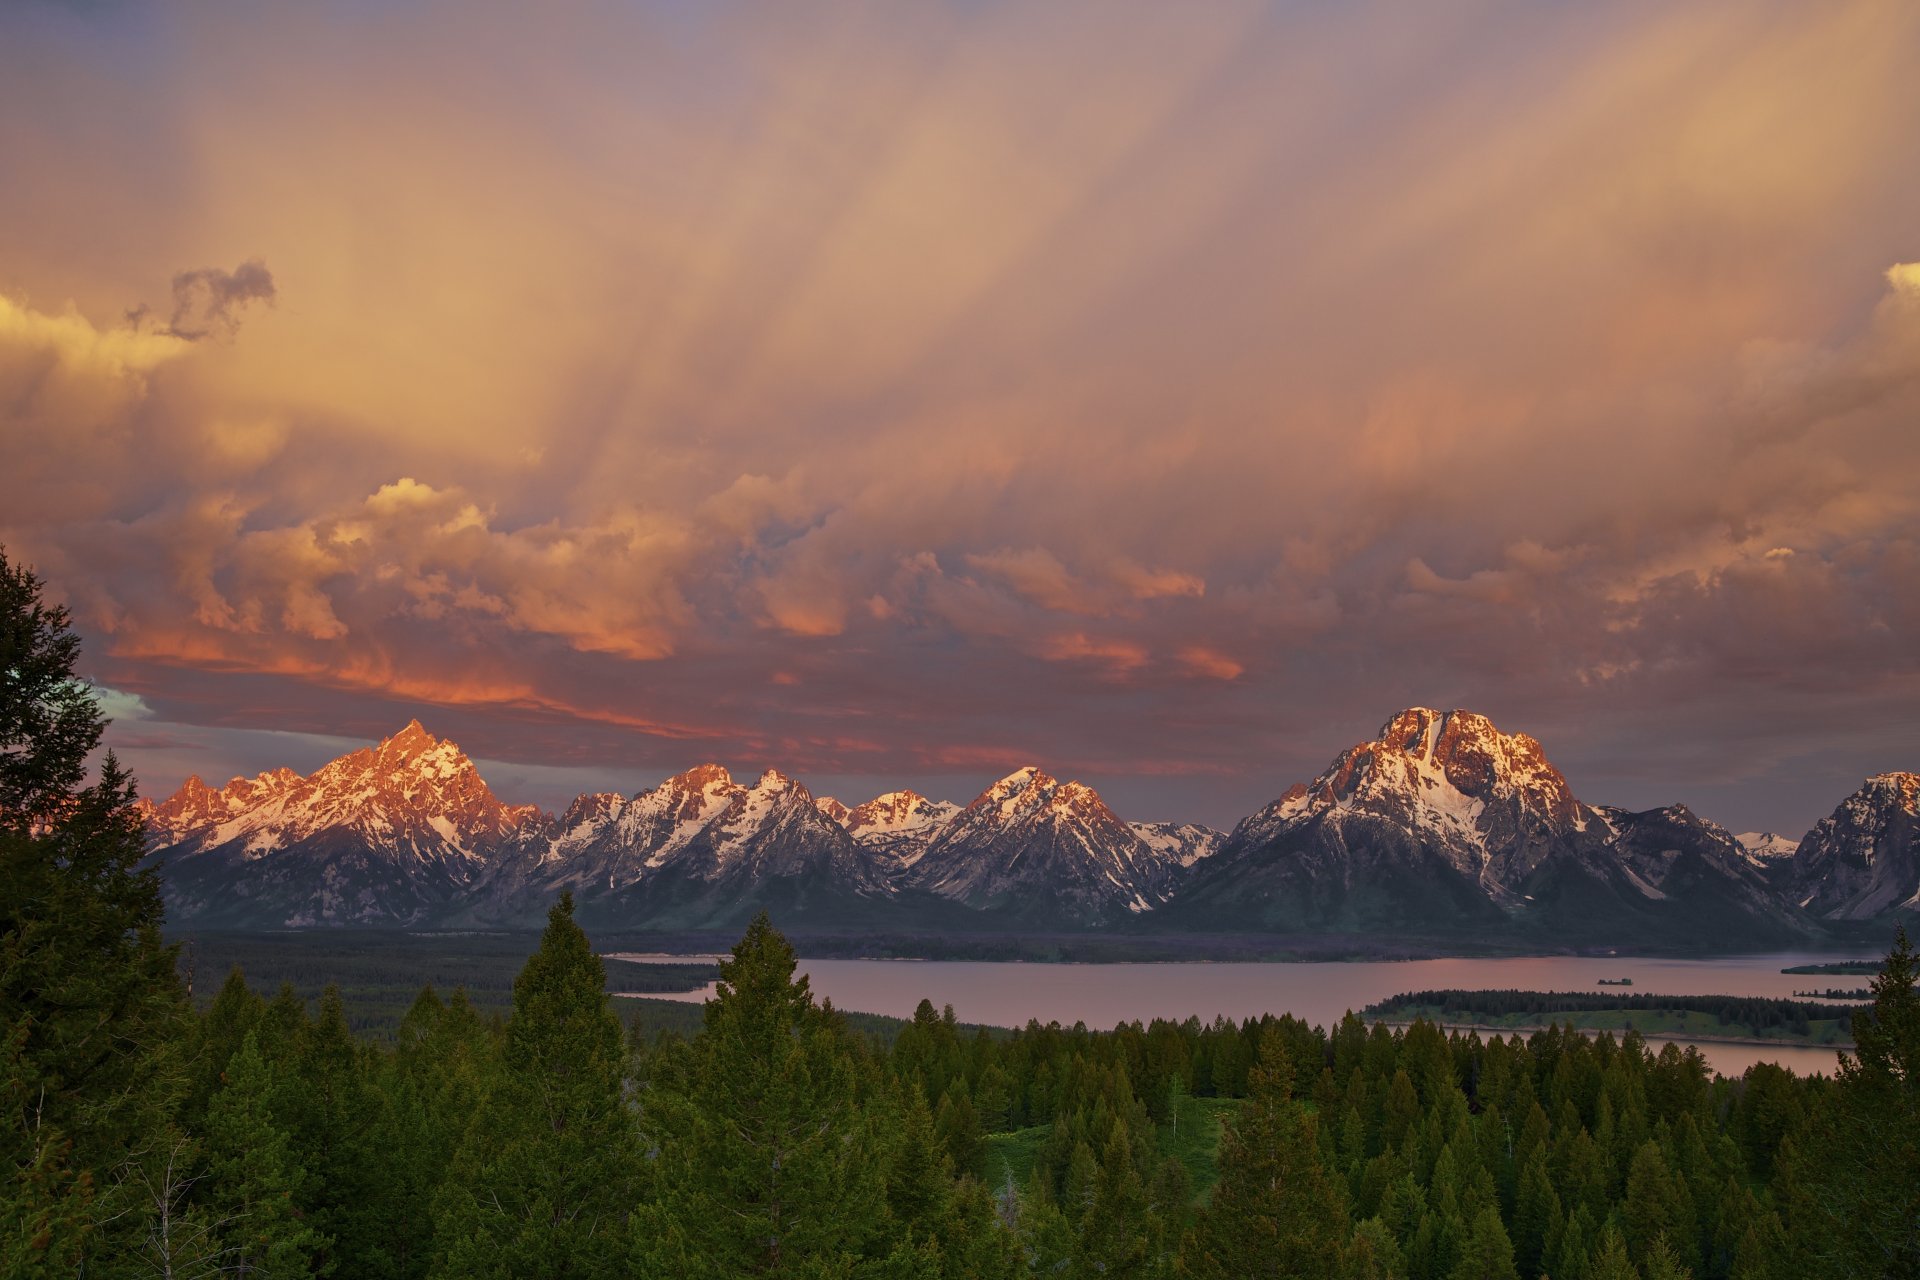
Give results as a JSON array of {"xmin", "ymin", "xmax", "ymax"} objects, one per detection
[{"xmin": 1373, "ymin": 1017, "xmax": 1855, "ymax": 1053}]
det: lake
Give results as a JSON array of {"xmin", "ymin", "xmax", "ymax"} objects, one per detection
[{"xmin": 610, "ymin": 950, "xmax": 1877, "ymax": 1078}]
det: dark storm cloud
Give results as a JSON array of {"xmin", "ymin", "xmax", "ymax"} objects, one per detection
[{"xmin": 162, "ymin": 259, "xmax": 276, "ymax": 339}]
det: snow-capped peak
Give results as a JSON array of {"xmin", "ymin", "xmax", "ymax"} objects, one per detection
[
  {"xmin": 839, "ymin": 789, "xmax": 962, "ymax": 868},
  {"xmin": 1736, "ymin": 831, "xmax": 1801, "ymax": 862},
  {"xmin": 1232, "ymin": 706, "xmax": 1592, "ymax": 887}
]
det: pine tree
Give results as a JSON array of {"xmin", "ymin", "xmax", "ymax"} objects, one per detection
[
  {"xmin": 432, "ymin": 894, "xmax": 637, "ymax": 1277},
  {"xmin": 887, "ymin": 1086, "xmax": 953, "ymax": 1243},
  {"xmin": 1071, "ymin": 1120, "xmax": 1152, "ymax": 1279},
  {"xmin": 1510, "ymin": 1145, "xmax": 1559, "ymax": 1277},
  {"xmin": 287, "ymin": 985, "xmax": 384, "ymax": 1273},
  {"xmin": 1447, "ymin": 1207, "xmax": 1518, "ymax": 1280},
  {"xmin": 1588, "ymin": 1224, "xmax": 1642, "ymax": 1280},
  {"xmin": 1178, "ymin": 1025, "xmax": 1349, "ymax": 1279},
  {"xmin": 184, "ymin": 967, "xmax": 266, "ymax": 1127},
  {"xmin": 1823, "ymin": 926, "xmax": 1920, "ymax": 1278},
  {"xmin": 0, "ymin": 548, "xmax": 187, "ymax": 1271},
  {"xmin": 1346, "ymin": 1217, "xmax": 1408, "ymax": 1280},
  {"xmin": 637, "ymin": 912, "xmax": 886, "ymax": 1277},
  {"xmin": 203, "ymin": 1031, "xmax": 328, "ymax": 1276},
  {"xmin": 935, "ymin": 1083, "xmax": 985, "ymax": 1181},
  {"xmin": 1621, "ymin": 1140, "xmax": 1679, "ymax": 1269}
]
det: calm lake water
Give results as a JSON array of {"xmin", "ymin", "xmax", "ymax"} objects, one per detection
[{"xmin": 611, "ymin": 950, "xmax": 1876, "ymax": 1079}]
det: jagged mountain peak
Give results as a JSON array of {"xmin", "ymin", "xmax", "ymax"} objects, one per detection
[
  {"xmin": 1737, "ymin": 831, "xmax": 1801, "ymax": 862},
  {"xmin": 963, "ymin": 767, "xmax": 1123, "ymax": 828},
  {"xmin": 847, "ymin": 788, "xmax": 939, "ymax": 826},
  {"xmin": 970, "ymin": 765, "xmax": 1054, "ymax": 808},
  {"xmin": 665, "ymin": 762, "xmax": 735, "ymax": 792},
  {"xmin": 1865, "ymin": 771, "xmax": 1920, "ymax": 806},
  {"xmin": 558, "ymin": 791, "xmax": 626, "ymax": 833},
  {"xmin": 1786, "ymin": 771, "xmax": 1920, "ymax": 920},
  {"xmin": 815, "ymin": 795, "xmax": 852, "ymax": 823},
  {"xmin": 913, "ymin": 765, "xmax": 1180, "ymax": 920},
  {"xmin": 838, "ymin": 789, "xmax": 961, "ymax": 869},
  {"xmin": 1284, "ymin": 706, "xmax": 1584, "ymax": 840}
]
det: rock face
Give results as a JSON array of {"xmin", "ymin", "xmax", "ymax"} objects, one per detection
[
  {"xmin": 1129, "ymin": 822, "xmax": 1224, "ymax": 869},
  {"xmin": 838, "ymin": 791, "xmax": 963, "ymax": 869},
  {"xmin": 1783, "ymin": 773, "xmax": 1920, "ymax": 921},
  {"xmin": 139, "ymin": 710, "xmax": 1894, "ymax": 942},
  {"xmin": 905, "ymin": 767, "xmax": 1194, "ymax": 924},
  {"xmin": 149, "ymin": 721, "xmax": 542, "ymax": 926},
  {"xmin": 1166, "ymin": 708, "xmax": 1816, "ymax": 948},
  {"xmin": 1737, "ymin": 832, "xmax": 1801, "ymax": 863},
  {"xmin": 463, "ymin": 764, "xmax": 898, "ymax": 929}
]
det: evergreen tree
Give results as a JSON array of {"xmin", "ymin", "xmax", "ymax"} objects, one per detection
[
  {"xmin": 184, "ymin": 967, "xmax": 266, "ymax": 1128},
  {"xmin": 1621, "ymin": 1140, "xmax": 1679, "ymax": 1269},
  {"xmin": 0, "ymin": 548, "xmax": 187, "ymax": 1271},
  {"xmin": 637, "ymin": 912, "xmax": 886, "ymax": 1277},
  {"xmin": 1346, "ymin": 1217, "xmax": 1408, "ymax": 1280},
  {"xmin": 203, "ymin": 1031, "xmax": 328, "ymax": 1276},
  {"xmin": 286, "ymin": 986, "xmax": 384, "ymax": 1273},
  {"xmin": 934, "ymin": 1084, "xmax": 985, "ymax": 1181},
  {"xmin": 886, "ymin": 1086, "xmax": 952, "ymax": 1243},
  {"xmin": 1178, "ymin": 1025, "xmax": 1349, "ymax": 1279},
  {"xmin": 1071, "ymin": 1120, "xmax": 1151, "ymax": 1279},
  {"xmin": 1822, "ymin": 926, "xmax": 1920, "ymax": 1278},
  {"xmin": 1446, "ymin": 1207, "xmax": 1518, "ymax": 1280},
  {"xmin": 1589, "ymin": 1224, "xmax": 1642, "ymax": 1280},
  {"xmin": 1511, "ymin": 1144, "xmax": 1559, "ymax": 1275},
  {"xmin": 432, "ymin": 894, "xmax": 637, "ymax": 1277}
]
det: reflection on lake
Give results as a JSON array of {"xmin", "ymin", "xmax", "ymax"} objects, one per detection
[{"xmin": 613, "ymin": 950, "xmax": 1878, "ymax": 1078}]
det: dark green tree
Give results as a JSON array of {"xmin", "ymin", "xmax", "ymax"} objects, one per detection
[
  {"xmin": 1071, "ymin": 1121, "xmax": 1151, "ymax": 1279},
  {"xmin": 0, "ymin": 548, "xmax": 186, "ymax": 1272},
  {"xmin": 203, "ymin": 1031, "xmax": 328, "ymax": 1276},
  {"xmin": 1447, "ymin": 1207, "xmax": 1518, "ymax": 1280},
  {"xmin": 432, "ymin": 894, "xmax": 637, "ymax": 1277},
  {"xmin": 1821, "ymin": 925, "xmax": 1920, "ymax": 1278},
  {"xmin": 1178, "ymin": 1025, "xmax": 1349, "ymax": 1279},
  {"xmin": 637, "ymin": 912, "xmax": 887, "ymax": 1277}
]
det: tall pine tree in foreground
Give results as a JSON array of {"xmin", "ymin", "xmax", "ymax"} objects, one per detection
[
  {"xmin": 0, "ymin": 547, "xmax": 186, "ymax": 1274},
  {"xmin": 203, "ymin": 1031, "xmax": 328, "ymax": 1276},
  {"xmin": 431, "ymin": 893, "xmax": 638, "ymax": 1278},
  {"xmin": 1819, "ymin": 926, "xmax": 1920, "ymax": 1278},
  {"xmin": 637, "ymin": 912, "xmax": 892, "ymax": 1277},
  {"xmin": 1178, "ymin": 1024, "xmax": 1350, "ymax": 1279}
]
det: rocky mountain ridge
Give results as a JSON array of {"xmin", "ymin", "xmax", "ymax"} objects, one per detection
[{"xmin": 139, "ymin": 711, "xmax": 1913, "ymax": 942}]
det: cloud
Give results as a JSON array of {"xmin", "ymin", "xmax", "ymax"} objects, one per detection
[
  {"xmin": 3, "ymin": 0, "xmax": 1919, "ymax": 832},
  {"xmin": 160, "ymin": 259, "xmax": 276, "ymax": 339},
  {"xmin": 0, "ymin": 293, "xmax": 190, "ymax": 379},
  {"xmin": 1175, "ymin": 646, "xmax": 1243, "ymax": 681}
]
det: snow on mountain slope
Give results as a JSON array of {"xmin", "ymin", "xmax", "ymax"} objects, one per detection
[
  {"xmin": 1129, "ymin": 821, "xmax": 1224, "ymax": 868},
  {"xmin": 1170, "ymin": 707, "xmax": 1815, "ymax": 947},
  {"xmin": 1786, "ymin": 772, "xmax": 1920, "ymax": 920},
  {"xmin": 837, "ymin": 790, "xmax": 962, "ymax": 868},
  {"xmin": 906, "ymin": 767, "xmax": 1185, "ymax": 921},
  {"xmin": 1737, "ymin": 831, "xmax": 1801, "ymax": 863},
  {"xmin": 466, "ymin": 764, "xmax": 896, "ymax": 926},
  {"xmin": 135, "ymin": 767, "xmax": 303, "ymax": 847},
  {"xmin": 147, "ymin": 721, "xmax": 544, "ymax": 925},
  {"xmin": 1224, "ymin": 708, "xmax": 1592, "ymax": 898}
]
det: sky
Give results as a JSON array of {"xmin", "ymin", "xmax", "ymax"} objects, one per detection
[{"xmin": 4, "ymin": 0, "xmax": 1919, "ymax": 834}]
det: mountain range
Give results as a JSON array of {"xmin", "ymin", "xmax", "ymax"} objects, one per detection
[{"xmin": 138, "ymin": 709, "xmax": 1918, "ymax": 948}]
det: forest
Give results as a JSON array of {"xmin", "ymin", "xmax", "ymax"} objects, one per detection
[
  {"xmin": 1364, "ymin": 992, "xmax": 1860, "ymax": 1044},
  {"xmin": 5, "ymin": 559, "xmax": 1920, "ymax": 1279}
]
